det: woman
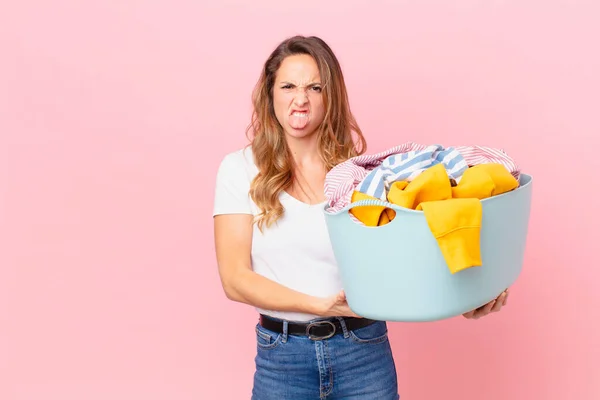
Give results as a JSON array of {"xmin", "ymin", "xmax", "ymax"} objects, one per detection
[{"xmin": 213, "ymin": 35, "xmax": 508, "ymax": 400}]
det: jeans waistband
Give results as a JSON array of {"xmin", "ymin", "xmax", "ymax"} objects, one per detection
[{"xmin": 259, "ymin": 314, "xmax": 377, "ymax": 341}]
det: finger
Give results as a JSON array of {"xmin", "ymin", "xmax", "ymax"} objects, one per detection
[
  {"xmin": 463, "ymin": 310, "xmax": 476, "ymax": 319},
  {"xmin": 476, "ymin": 300, "xmax": 496, "ymax": 318},
  {"xmin": 493, "ymin": 291, "xmax": 508, "ymax": 311},
  {"xmin": 491, "ymin": 294, "xmax": 505, "ymax": 312},
  {"xmin": 340, "ymin": 302, "xmax": 360, "ymax": 318}
]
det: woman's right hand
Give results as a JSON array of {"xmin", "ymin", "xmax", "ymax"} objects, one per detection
[{"xmin": 317, "ymin": 290, "xmax": 362, "ymax": 318}]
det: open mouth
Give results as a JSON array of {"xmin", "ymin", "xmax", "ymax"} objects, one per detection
[
  {"xmin": 289, "ymin": 110, "xmax": 310, "ymax": 129},
  {"xmin": 291, "ymin": 110, "xmax": 309, "ymax": 117}
]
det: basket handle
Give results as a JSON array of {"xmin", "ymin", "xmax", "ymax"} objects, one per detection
[{"xmin": 346, "ymin": 199, "xmax": 397, "ymax": 210}]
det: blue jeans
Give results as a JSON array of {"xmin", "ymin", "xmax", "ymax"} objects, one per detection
[{"xmin": 251, "ymin": 317, "xmax": 399, "ymax": 399}]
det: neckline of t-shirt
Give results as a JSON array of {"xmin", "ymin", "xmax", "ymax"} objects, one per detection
[{"xmin": 281, "ymin": 191, "xmax": 328, "ymax": 209}]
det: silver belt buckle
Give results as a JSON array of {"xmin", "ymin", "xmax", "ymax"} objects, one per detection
[{"xmin": 306, "ymin": 320, "xmax": 336, "ymax": 340}]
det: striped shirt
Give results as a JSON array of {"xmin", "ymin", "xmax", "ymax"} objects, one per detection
[
  {"xmin": 356, "ymin": 144, "xmax": 468, "ymax": 200},
  {"xmin": 454, "ymin": 145, "xmax": 520, "ymax": 181},
  {"xmin": 324, "ymin": 142, "xmax": 520, "ymax": 213}
]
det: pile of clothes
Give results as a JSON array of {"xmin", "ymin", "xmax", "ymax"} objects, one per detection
[{"xmin": 324, "ymin": 142, "xmax": 521, "ymax": 274}]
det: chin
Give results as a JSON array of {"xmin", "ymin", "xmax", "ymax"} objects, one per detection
[{"xmin": 284, "ymin": 128, "xmax": 318, "ymax": 140}]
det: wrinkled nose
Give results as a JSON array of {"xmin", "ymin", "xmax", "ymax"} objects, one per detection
[{"xmin": 293, "ymin": 91, "xmax": 308, "ymax": 107}]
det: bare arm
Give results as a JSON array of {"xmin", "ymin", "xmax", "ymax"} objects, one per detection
[{"xmin": 214, "ymin": 213, "xmax": 331, "ymax": 316}]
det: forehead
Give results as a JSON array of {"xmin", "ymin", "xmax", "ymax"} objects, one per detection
[{"xmin": 276, "ymin": 54, "xmax": 321, "ymax": 83}]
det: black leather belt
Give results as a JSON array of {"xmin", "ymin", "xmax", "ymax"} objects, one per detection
[{"xmin": 259, "ymin": 314, "xmax": 377, "ymax": 340}]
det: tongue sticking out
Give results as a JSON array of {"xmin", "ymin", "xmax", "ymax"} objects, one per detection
[{"xmin": 289, "ymin": 112, "xmax": 310, "ymax": 130}]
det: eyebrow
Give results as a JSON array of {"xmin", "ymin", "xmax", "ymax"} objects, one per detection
[{"xmin": 279, "ymin": 81, "xmax": 322, "ymax": 86}]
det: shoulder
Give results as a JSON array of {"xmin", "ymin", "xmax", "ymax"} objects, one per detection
[
  {"xmin": 216, "ymin": 146, "xmax": 258, "ymax": 186},
  {"xmin": 219, "ymin": 146, "xmax": 256, "ymax": 171},
  {"xmin": 213, "ymin": 146, "xmax": 258, "ymax": 216}
]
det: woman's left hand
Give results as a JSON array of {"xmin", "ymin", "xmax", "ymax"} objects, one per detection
[{"xmin": 462, "ymin": 289, "xmax": 509, "ymax": 319}]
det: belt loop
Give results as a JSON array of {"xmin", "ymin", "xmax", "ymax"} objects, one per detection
[
  {"xmin": 281, "ymin": 320, "xmax": 289, "ymax": 343},
  {"xmin": 336, "ymin": 317, "xmax": 350, "ymax": 338}
]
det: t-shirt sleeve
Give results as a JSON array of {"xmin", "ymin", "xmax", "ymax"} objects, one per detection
[{"xmin": 212, "ymin": 152, "xmax": 254, "ymax": 216}]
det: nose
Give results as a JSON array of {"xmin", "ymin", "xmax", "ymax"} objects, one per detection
[{"xmin": 293, "ymin": 90, "xmax": 308, "ymax": 106}]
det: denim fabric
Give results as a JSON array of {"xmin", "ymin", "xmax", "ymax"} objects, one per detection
[{"xmin": 251, "ymin": 317, "xmax": 399, "ymax": 399}]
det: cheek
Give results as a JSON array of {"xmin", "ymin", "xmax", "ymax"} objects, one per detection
[
  {"xmin": 273, "ymin": 93, "xmax": 291, "ymax": 116},
  {"xmin": 312, "ymin": 98, "xmax": 326, "ymax": 121},
  {"xmin": 271, "ymin": 96, "xmax": 284, "ymax": 124}
]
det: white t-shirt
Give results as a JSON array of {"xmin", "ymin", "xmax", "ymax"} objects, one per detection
[{"xmin": 212, "ymin": 146, "xmax": 343, "ymax": 322}]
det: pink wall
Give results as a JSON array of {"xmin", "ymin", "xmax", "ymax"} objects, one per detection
[{"xmin": 2, "ymin": 1, "xmax": 599, "ymax": 399}]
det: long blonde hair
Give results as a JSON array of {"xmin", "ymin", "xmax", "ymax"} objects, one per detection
[{"xmin": 246, "ymin": 35, "xmax": 366, "ymax": 230}]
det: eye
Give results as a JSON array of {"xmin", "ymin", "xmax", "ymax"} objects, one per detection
[
  {"xmin": 281, "ymin": 84, "xmax": 294, "ymax": 90},
  {"xmin": 311, "ymin": 86, "xmax": 322, "ymax": 93}
]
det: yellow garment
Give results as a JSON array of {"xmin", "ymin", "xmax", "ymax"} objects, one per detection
[
  {"xmin": 350, "ymin": 191, "xmax": 395, "ymax": 226},
  {"xmin": 452, "ymin": 163, "xmax": 519, "ymax": 199},
  {"xmin": 418, "ymin": 198, "xmax": 483, "ymax": 274},
  {"xmin": 387, "ymin": 163, "xmax": 452, "ymax": 209},
  {"xmin": 350, "ymin": 163, "xmax": 519, "ymax": 274},
  {"xmin": 350, "ymin": 164, "xmax": 452, "ymax": 225}
]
